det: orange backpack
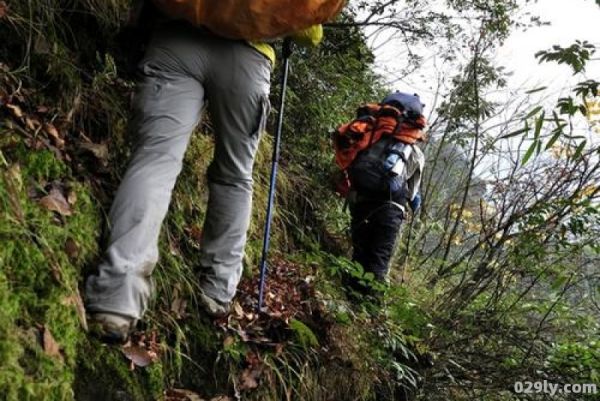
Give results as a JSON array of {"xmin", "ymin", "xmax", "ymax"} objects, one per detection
[
  {"xmin": 333, "ymin": 103, "xmax": 426, "ymax": 171},
  {"xmin": 151, "ymin": 0, "xmax": 346, "ymax": 40}
]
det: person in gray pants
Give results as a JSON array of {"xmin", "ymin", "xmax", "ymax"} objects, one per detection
[{"xmin": 84, "ymin": 19, "xmax": 320, "ymax": 341}]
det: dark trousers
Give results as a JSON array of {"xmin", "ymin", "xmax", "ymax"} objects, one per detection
[{"xmin": 350, "ymin": 200, "xmax": 404, "ymax": 281}]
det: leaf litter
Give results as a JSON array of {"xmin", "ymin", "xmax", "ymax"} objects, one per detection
[
  {"xmin": 122, "ymin": 331, "xmax": 160, "ymax": 369},
  {"xmin": 211, "ymin": 257, "xmax": 323, "ymax": 395}
]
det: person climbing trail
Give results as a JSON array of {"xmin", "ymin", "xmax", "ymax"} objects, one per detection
[
  {"xmin": 332, "ymin": 91, "xmax": 427, "ymax": 291},
  {"xmin": 85, "ymin": 0, "xmax": 345, "ymax": 342}
]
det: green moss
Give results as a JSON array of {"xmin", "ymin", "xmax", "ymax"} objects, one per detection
[
  {"xmin": 0, "ymin": 142, "xmax": 106, "ymax": 400},
  {"xmin": 289, "ymin": 319, "xmax": 319, "ymax": 349},
  {"xmin": 18, "ymin": 148, "xmax": 67, "ymax": 183},
  {"xmin": 74, "ymin": 341, "xmax": 148, "ymax": 401}
]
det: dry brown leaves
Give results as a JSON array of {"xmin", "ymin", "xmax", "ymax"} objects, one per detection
[
  {"xmin": 39, "ymin": 187, "xmax": 72, "ymax": 216},
  {"xmin": 1, "ymin": 76, "xmax": 110, "ymax": 169},
  {"xmin": 164, "ymin": 389, "xmax": 232, "ymax": 401},
  {"xmin": 215, "ymin": 258, "xmax": 316, "ymax": 345},
  {"xmin": 44, "ymin": 122, "xmax": 65, "ymax": 149},
  {"xmin": 78, "ymin": 141, "xmax": 108, "ymax": 164},
  {"xmin": 237, "ymin": 351, "xmax": 264, "ymax": 391},
  {"xmin": 122, "ymin": 331, "xmax": 160, "ymax": 369},
  {"xmin": 211, "ymin": 258, "xmax": 321, "ymax": 395},
  {"xmin": 41, "ymin": 325, "xmax": 64, "ymax": 362},
  {"xmin": 64, "ymin": 237, "xmax": 80, "ymax": 259},
  {"xmin": 26, "ymin": 180, "xmax": 78, "ymax": 221}
]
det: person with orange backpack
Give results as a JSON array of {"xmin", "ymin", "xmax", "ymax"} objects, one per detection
[
  {"xmin": 333, "ymin": 92, "xmax": 426, "ymax": 288},
  {"xmin": 85, "ymin": 0, "xmax": 345, "ymax": 342}
]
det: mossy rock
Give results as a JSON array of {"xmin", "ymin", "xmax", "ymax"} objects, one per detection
[{"xmin": 74, "ymin": 341, "xmax": 162, "ymax": 401}]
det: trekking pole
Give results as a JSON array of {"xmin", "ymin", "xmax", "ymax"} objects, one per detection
[{"xmin": 257, "ymin": 38, "xmax": 293, "ymax": 313}]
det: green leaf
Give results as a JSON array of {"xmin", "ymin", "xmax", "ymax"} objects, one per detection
[
  {"xmin": 500, "ymin": 127, "xmax": 529, "ymax": 139},
  {"xmin": 572, "ymin": 140, "xmax": 587, "ymax": 159},
  {"xmin": 544, "ymin": 130, "xmax": 562, "ymax": 150},
  {"xmin": 524, "ymin": 106, "xmax": 543, "ymax": 120},
  {"xmin": 522, "ymin": 140, "xmax": 538, "ymax": 165},
  {"xmin": 525, "ymin": 86, "xmax": 547, "ymax": 94},
  {"xmin": 534, "ymin": 111, "xmax": 545, "ymax": 140}
]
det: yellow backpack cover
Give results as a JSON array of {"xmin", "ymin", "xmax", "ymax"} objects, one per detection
[{"xmin": 151, "ymin": 0, "xmax": 345, "ymax": 40}]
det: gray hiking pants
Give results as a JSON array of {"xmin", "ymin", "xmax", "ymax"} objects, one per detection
[{"xmin": 85, "ymin": 24, "xmax": 271, "ymax": 320}]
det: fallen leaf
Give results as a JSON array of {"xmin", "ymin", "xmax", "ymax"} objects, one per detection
[
  {"xmin": 25, "ymin": 117, "xmax": 37, "ymax": 131},
  {"xmin": 0, "ymin": 1, "xmax": 7, "ymax": 18},
  {"xmin": 44, "ymin": 122, "xmax": 59, "ymax": 138},
  {"xmin": 42, "ymin": 326, "xmax": 63, "ymax": 361},
  {"xmin": 79, "ymin": 141, "xmax": 108, "ymax": 161},
  {"xmin": 44, "ymin": 123, "xmax": 65, "ymax": 149},
  {"xmin": 209, "ymin": 397, "xmax": 233, "ymax": 401},
  {"xmin": 64, "ymin": 238, "xmax": 79, "ymax": 259},
  {"xmin": 39, "ymin": 188, "xmax": 72, "ymax": 216},
  {"xmin": 37, "ymin": 105, "xmax": 49, "ymax": 114},
  {"xmin": 233, "ymin": 302, "xmax": 244, "ymax": 318},
  {"xmin": 165, "ymin": 388, "xmax": 205, "ymax": 401},
  {"xmin": 238, "ymin": 366, "xmax": 262, "ymax": 391},
  {"xmin": 6, "ymin": 103, "xmax": 23, "ymax": 118},
  {"xmin": 122, "ymin": 344, "xmax": 158, "ymax": 368}
]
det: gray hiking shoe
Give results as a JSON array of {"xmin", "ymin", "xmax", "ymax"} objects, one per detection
[
  {"xmin": 88, "ymin": 313, "xmax": 137, "ymax": 343},
  {"xmin": 198, "ymin": 291, "xmax": 231, "ymax": 318}
]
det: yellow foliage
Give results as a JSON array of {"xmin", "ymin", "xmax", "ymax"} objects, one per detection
[
  {"xmin": 466, "ymin": 222, "xmax": 481, "ymax": 233},
  {"xmin": 550, "ymin": 144, "xmax": 575, "ymax": 159},
  {"xmin": 584, "ymin": 97, "xmax": 600, "ymax": 133},
  {"xmin": 579, "ymin": 185, "xmax": 597, "ymax": 199},
  {"xmin": 584, "ymin": 98, "xmax": 600, "ymax": 117}
]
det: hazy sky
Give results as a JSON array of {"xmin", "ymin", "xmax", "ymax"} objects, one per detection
[
  {"xmin": 370, "ymin": 0, "xmax": 600, "ymax": 103},
  {"xmin": 497, "ymin": 0, "xmax": 600, "ymax": 93}
]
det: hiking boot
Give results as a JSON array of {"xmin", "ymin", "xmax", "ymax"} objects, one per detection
[
  {"xmin": 88, "ymin": 312, "xmax": 137, "ymax": 343},
  {"xmin": 198, "ymin": 291, "xmax": 231, "ymax": 318}
]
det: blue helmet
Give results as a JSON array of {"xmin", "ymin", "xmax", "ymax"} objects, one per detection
[{"xmin": 381, "ymin": 91, "xmax": 425, "ymax": 116}]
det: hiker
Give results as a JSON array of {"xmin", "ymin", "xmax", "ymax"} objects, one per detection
[
  {"xmin": 333, "ymin": 92, "xmax": 427, "ymax": 286},
  {"xmin": 85, "ymin": 0, "xmax": 345, "ymax": 341}
]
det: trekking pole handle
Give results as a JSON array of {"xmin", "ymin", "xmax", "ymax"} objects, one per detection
[{"xmin": 282, "ymin": 37, "xmax": 293, "ymax": 59}]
